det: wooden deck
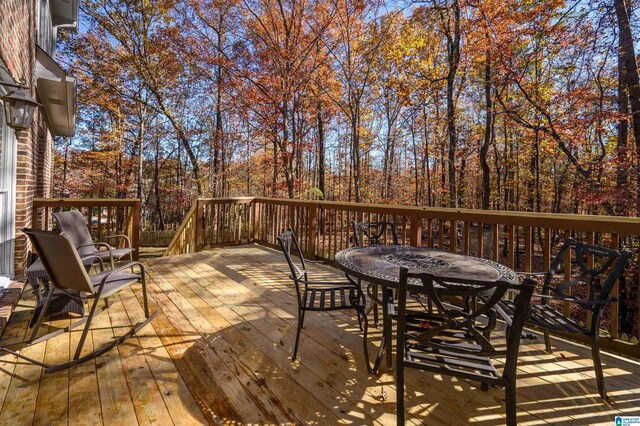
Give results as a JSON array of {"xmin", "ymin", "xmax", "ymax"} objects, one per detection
[{"xmin": 0, "ymin": 244, "xmax": 639, "ymax": 425}]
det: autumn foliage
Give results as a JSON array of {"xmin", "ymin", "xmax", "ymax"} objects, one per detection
[{"xmin": 55, "ymin": 0, "xmax": 640, "ymax": 229}]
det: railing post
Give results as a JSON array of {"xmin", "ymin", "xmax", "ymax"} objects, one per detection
[
  {"xmin": 252, "ymin": 200, "xmax": 261, "ymax": 242},
  {"xmin": 195, "ymin": 199, "xmax": 204, "ymax": 252},
  {"xmin": 306, "ymin": 204, "xmax": 318, "ymax": 259},
  {"xmin": 129, "ymin": 200, "xmax": 141, "ymax": 260},
  {"xmin": 410, "ymin": 213, "xmax": 422, "ymax": 247}
]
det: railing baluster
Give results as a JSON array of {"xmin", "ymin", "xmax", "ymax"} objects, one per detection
[
  {"xmin": 586, "ymin": 231, "xmax": 595, "ymax": 329},
  {"xmin": 492, "ymin": 224, "xmax": 499, "ymax": 262},
  {"xmin": 543, "ymin": 227, "xmax": 551, "ymax": 271},
  {"xmin": 507, "ymin": 225, "xmax": 515, "ymax": 270},
  {"xmin": 463, "ymin": 221, "xmax": 470, "ymax": 255},
  {"xmin": 450, "ymin": 220, "xmax": 457, "ymax": 252},
  {"xmin": 524, "ymin": 226, "xmax": 532, "ymax": 272},
  {"xmin": 563, "ymin": 229, "xmax": 572, "ymax": 317},
  {"xmin": 477, "ymin": 223, "xmax": 484, "ymax": 259},
  {"xmin": 611, "ymin": 233, "xmax": 620, "ymax": 340}
]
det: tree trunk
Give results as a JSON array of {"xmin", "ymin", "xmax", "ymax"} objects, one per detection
[
  {"xmin": 317, "ymin": 105, "xmax": 325, "ymax": 199},
  {"xmin": 351, "ymin": 107, "xmax": 361, "ymax": 202},
  {"xmin": 154, "ymin": 138, "xmax": 164, "ymax": 231},
  {"xmin": 480, "ymin": 44, "xmax": 492, "ymax": 210},
  {"xmin": 137, "ymin": 105, "xmax": 145, "ymax": 199},
  {"xmin": 445, "ymin": 0, "xmax": 461, "ymax": 208},
  {"xmin": 614, "ymin": 0, "xmax": 640, "ymax": 214}
]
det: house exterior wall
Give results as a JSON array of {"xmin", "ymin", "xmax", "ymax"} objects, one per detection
[{"xmin": 1, "ymin": 0, "xmax": 54, "ymax": 276}]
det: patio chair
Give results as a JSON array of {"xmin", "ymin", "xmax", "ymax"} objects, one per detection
[
  {"xmin": 395, "ymin": 267, "xmax": 535, "ymax": 426},
  {"xmin": 494, "ymin": 238, "xmax": 631, "ymax": 399},
  {"xmin": 277, "ymin": 228, "xmax": 367, "ymax": 361},
  {"xmin": 0, "ymin": 228, "xmax": 156, "ymax": 374},
  {"xmin": 352, "ymin": 220, "xmax": 399, "ymax": 326},
  {"xmin": 53, "ymin": 210, "xmax": 134, "ymax": 268},
  {"xmin": 352, "ymin": 221, "xmax": 399, "ymax": 247}
]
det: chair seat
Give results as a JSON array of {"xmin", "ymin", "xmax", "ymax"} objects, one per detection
[
  {"xmin": 401, "ymin": 311, "xmax": 504, "ymax": 386},
  {"xmin": 529, "ymin": 303, "xmax": 589, "ymax": 335},
  {"xmin": 303, "ymin": 285, "xmax": 365, "ymax": 311},
  {"xmin": 404, "ymin": 341, "xmax": 503, "ymax": 385},
  {"xmin": 497, "ymin": 298, "xmax": 589, "ymax": 335},
  {"xmin": 87, "ymin": 270, "xmax": 141, "ymax": 298}
]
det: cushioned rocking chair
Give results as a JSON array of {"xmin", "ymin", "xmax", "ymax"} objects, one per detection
[
  {"xmin": 53, "ymin": 210, "xmax": 135, "ymax": 268},
  {"xmin": 0, "ymin": 228, "xmax": 156, "ymax": 374}
]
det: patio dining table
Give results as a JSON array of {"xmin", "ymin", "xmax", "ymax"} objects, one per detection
[{"xmin": 334, "ymin": 245, "xmax": 519, "ymax": 373}]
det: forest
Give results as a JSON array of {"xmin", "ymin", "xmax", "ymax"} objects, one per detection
[{"xmin": 55, "ymin": 0, "xmax": 640, "ymax": 231}]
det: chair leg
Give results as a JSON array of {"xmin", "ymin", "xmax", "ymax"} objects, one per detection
[
  {"xmin": 361, "ymin": 305, "xmax": 374, "ymax": 373},
  {"xmin": 504, "ymin": 379, "xmax": 517, "ymax": 426},
  {"xmin": 396, "ymin": 365, "xmax": 405, "ymax": 425},
  {"xmin": 543, "ymin": 330, "xmax": 552, "ymax": 353},
  {"xmin": 74, "ymin": 297, "xmax": 102, "ymax": 360},
  {"xmin": 373, "ymin": 284, "xmax": 379, "ymax": 327},
  {"xmin": 30, "ymin": 288, "xmax": 55, "ymax": 342},
  {"xmin": 292, "ymin": 309, "xmax": 304, "ymax": 361},
  {"xmin": 591, "ymin": 331, "xmax": 607, "ymax": 398},
  {"xmin": 141, "ymin": 275, "xmax": 150, "ymax": 318}
]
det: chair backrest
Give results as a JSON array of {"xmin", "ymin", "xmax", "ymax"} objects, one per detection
[
  {"xmin": 277, "ymin": 229, "xmax": 307, "ymax": 283},
  {"xmin": 352, "ymin": 221, "xmax": 399, "ymax": 246},
  {"xmin": 397, "ymin": 267, "xmax": 535, "ymax": 362},
  {"xmin": 52, "ymin": 210, "xmax": 95, "ymax": 257},
  {"xmin": 22, "ymin": 228, "xmax": 95, "ymax": 294},
  {"xmin": 546, "ymin": 238, "xmax": 632, "ymax": 304}
]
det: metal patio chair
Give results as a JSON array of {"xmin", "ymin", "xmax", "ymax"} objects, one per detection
[
  {"xmin": 53, "ymin": 210, "xmax": 134, "ymax": 268},
  {"xmin": 395, "ymin": 267, "xmax": 535, "ymax": 426},
  {"xmin": 0, "ymin": 228, "xmax": 156, "ymax": 374},
  {"xmin": 352, "ymin": 220, "xmax": 399, "ymax": 326},
  {"xmin": 494, "ymin": 238, "xmax": 631, "ymax": 399},
  {"xmin": 352, "ymin": 221, "xmax": 399, "ymax": 247},
  {"xmin": 277, "ymin": 228, "xmax": 367, "ymax": 361}
]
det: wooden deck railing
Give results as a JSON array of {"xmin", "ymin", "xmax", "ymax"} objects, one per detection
[
  {"xmin": 165, "ymin": 197, "xmax": 640, "ymax": 358},
  {"xmin": 32, "ymin": 198, "xmax": 141, "ymax": 260}
]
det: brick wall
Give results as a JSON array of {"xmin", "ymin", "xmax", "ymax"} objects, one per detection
[{"xmin": 1, "ymin": 0, "xmax": 54, "ymax": 276}]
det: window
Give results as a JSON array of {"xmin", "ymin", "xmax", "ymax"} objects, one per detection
[{"xmin": 0, "ymin": 99, "xmax": 17, "ymax": 278}]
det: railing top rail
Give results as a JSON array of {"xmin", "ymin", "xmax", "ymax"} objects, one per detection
[
  {"xmin": 198, "ymin": 197, "xmax": 255, "ymax": 205},
  {"xmin": 252, "ymin": 197, "xmax": 640, "ymax": 234},
  {"xmin": 33, "ymin": 198, "xmax": 141, "ymax": 207}
]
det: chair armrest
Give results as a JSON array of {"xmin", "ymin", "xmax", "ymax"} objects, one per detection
[
  {"xmin": 77, "ymin": 242, "xmax": 113, "ymax": 252},
  {"xmin": 81, "ymin": 255, "xmax": 107, "ymax": 272},
  {"xmin": 534, "ymin": 293, "xmax": 613, "ymax": 307},
  {"xmin": 299, "ymin": 279, "xmax": 354, "ymax": 286},
  {"xmin": 96, "ymin": 262, "xmax": 145, "ymax": 288},
  {"xmin": 516, "ymin": 271, "xmax": 547, "ymax": 277},
  {"xmin": 101, "ymin": 234, "xmax": 132, "ymax": 249},
  {"xmin": 77, "ymin": 243, "xmax": 117, "ymax": 267}
]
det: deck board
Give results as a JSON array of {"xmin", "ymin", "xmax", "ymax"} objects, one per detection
[{"xmin": 1, "ymin": 244, "xmax": 639, "ymax": 425}]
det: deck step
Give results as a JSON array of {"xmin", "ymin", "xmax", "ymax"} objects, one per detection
[{"xmin": 0, "ymin": 279, "xmax": 25, "ymax": 336}]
